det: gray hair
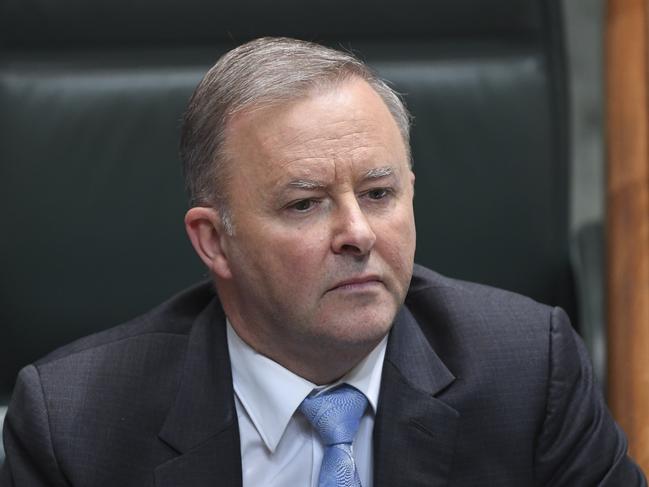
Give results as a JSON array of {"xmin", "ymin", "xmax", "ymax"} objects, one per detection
[{"xmin": 180, "ymin": 37, "xmax": 412, "ymax": 231}]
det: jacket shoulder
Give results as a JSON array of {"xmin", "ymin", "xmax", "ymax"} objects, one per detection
[
  {"xmin": 35, "ymin": 279, "xmax": 217, "ymax": 367},
  {"xmin": 408, "ymin": 263, "xmax": 553, "ymax": 319},
  {"xmin": 405, "ymin": 264, "xmax": 556, "ymax": 392}
]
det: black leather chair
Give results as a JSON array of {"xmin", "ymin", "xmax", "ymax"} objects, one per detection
[{"xmin": 1, "ymin": 0, "xmax": 580, "ymax": 461}]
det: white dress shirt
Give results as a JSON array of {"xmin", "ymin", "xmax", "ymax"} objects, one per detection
[{"xmin": 226, "ymin": 321, "xmax": 387, "ymax": 487}]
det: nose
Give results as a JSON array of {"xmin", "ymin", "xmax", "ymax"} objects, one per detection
[{"xmin": 331, "ymin": 197, "xmax": 377, "ymax": 256}]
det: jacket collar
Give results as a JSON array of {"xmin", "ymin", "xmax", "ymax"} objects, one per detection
[
  {"xmin": 155, "ymin": 298, "xmax": 242, "ymax": 487},
  {"xmin": 373, "ymin": 305, "xmax": 459, "ymax": 487},
  {"xmin": 154, "ymin": 291, "xmax": 459, "ymax": 486}
]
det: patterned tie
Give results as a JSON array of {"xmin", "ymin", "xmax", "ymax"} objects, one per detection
[{"xmin": 299, "ymin": 384, "xmax": 369, "ymax": 487}]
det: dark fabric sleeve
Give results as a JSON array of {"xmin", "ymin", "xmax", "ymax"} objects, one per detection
[
  {"xmin": 533, "ymin": 307, "xmax": 647, "ymax": 486},
  {"xmin": 0, "ymin": 365, "xmax": 70, "ymax": 487}
]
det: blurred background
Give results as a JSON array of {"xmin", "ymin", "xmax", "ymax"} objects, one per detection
[{"xmin": 1, "ymin": 0, "xmax": 647, "ymax": 470}]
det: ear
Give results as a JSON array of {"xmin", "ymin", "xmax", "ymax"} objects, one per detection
[{"xmin": 184, "ymin": 207, "xmax": 233, "ymax": 279}]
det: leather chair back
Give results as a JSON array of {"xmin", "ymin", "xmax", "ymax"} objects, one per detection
[{"xmin": 0, "ymin": 0, "xmax": 569, "ymax": 400}]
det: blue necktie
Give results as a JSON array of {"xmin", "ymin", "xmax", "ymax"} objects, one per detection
[{"xmin": 299, "ymin": 384, "xmax": 369, "ymax": 487}]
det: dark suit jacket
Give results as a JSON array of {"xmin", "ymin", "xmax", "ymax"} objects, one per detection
[{"xmin": 1, "ymin": 265, "xmax": 646, "ymax": 486}]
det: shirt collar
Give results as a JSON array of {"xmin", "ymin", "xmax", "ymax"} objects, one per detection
[{"xmin": 227, "ymin": 320, "xmax": 387, "ymax": 453}]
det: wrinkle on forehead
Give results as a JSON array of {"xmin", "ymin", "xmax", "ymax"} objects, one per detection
[
  {"xmin": 224, "ymin": 78, "xmax": 409, "ymax": 195},
  {"xmin": 265, "ymin": 122, "xmax": 384, "ymax": 161},
  {"xmin": 229, "ymin": 90, "xmax": 391, "ymax": 150}
]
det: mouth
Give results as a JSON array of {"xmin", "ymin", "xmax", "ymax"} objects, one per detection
[{"xmin": 328, "ymin": 275, "xmax": 383, "ymax": 292}]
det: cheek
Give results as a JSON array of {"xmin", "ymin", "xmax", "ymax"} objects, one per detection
[
  {"xmin": 374, "ymin": 211, "xmax": 416, "ymax": 279},
  {"xmin": 381, "ymin": 238, "xmax": 413, "ymax": 276},
  {"xmin": 379, "ymin": 207, "xmax": 416, "ymax": 251},
  {"xmin": 263, "ymin": 227, "xmax": 330, "ymax": 282}
]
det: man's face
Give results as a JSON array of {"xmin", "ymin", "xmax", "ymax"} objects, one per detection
[{"xmin": 217, "ymin": 78, "xmax": 416, "ymax": 370}]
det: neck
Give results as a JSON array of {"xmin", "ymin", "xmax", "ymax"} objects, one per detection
[
  {"xmin": 226, "ymin": 314, "xmax": 382, "ymax": 385},
  {"xmin": 216, "ymin": 280, "xmax": 388, "ymax": 384}
]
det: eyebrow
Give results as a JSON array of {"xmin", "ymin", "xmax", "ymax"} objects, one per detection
[
  {"xmin": 286, "ymin": 166, "xmax": 395, "ymax": 190},
  {"xmin": 288, "ymin": 179, "xmax": 327, "ymax": 190},
  {"xmin": 364, "ymin": 166, "xmax": 393, "ymax": 179}
]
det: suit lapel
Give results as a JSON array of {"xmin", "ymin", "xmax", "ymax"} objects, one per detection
[
  {"xmin": 152, "ymin": 285, "xmax": 458, "ymax": 486},
  {"xmin": 155, "ymin": 299, "xmax": 242, "ymax": 487},
  {"xmin": 374, "ymin": 306, "xmax": 459, "ymax": 487}
]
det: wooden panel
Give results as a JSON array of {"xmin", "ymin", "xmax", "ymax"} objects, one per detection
[{"xmin": 606, "ymin": 0, "xmax": 649, "ymax": 473}]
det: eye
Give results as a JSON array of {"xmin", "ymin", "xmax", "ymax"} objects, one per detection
[
  {"xmin": 288, "ymin": 199, "xmax": 317, "ymax": 212},
  {"xmin": 366, "ymin": 188, "xmax": 391, "ymax": 200}
]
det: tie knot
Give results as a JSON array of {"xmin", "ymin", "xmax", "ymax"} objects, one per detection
[{"xmin": 299, "ymin": 384, "xmax": 368, "ymax": 446}]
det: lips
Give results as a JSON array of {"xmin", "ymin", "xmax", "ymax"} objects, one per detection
[{"xmin": 328, "ymin": 275, "xmax": 382, "ymax": 292}]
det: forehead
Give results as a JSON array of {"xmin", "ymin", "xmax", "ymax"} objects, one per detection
[{"xmin": 223, "ymin": 78, "xmax": 409, "ymax": 183}]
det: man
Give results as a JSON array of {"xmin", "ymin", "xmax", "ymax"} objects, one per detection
[{"xmin": 0, "ymin": 37, "xmax": 645, "ymax": 486}]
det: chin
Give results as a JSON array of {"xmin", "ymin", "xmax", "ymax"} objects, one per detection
[{"xmin": 318, "ymin": 307, "xmax": 396, "ymax": 348}]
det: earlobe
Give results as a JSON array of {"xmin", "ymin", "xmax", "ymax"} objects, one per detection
[{"xmin": 184, "ymin": 207, "xmax": 233, "ymax": 279}]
